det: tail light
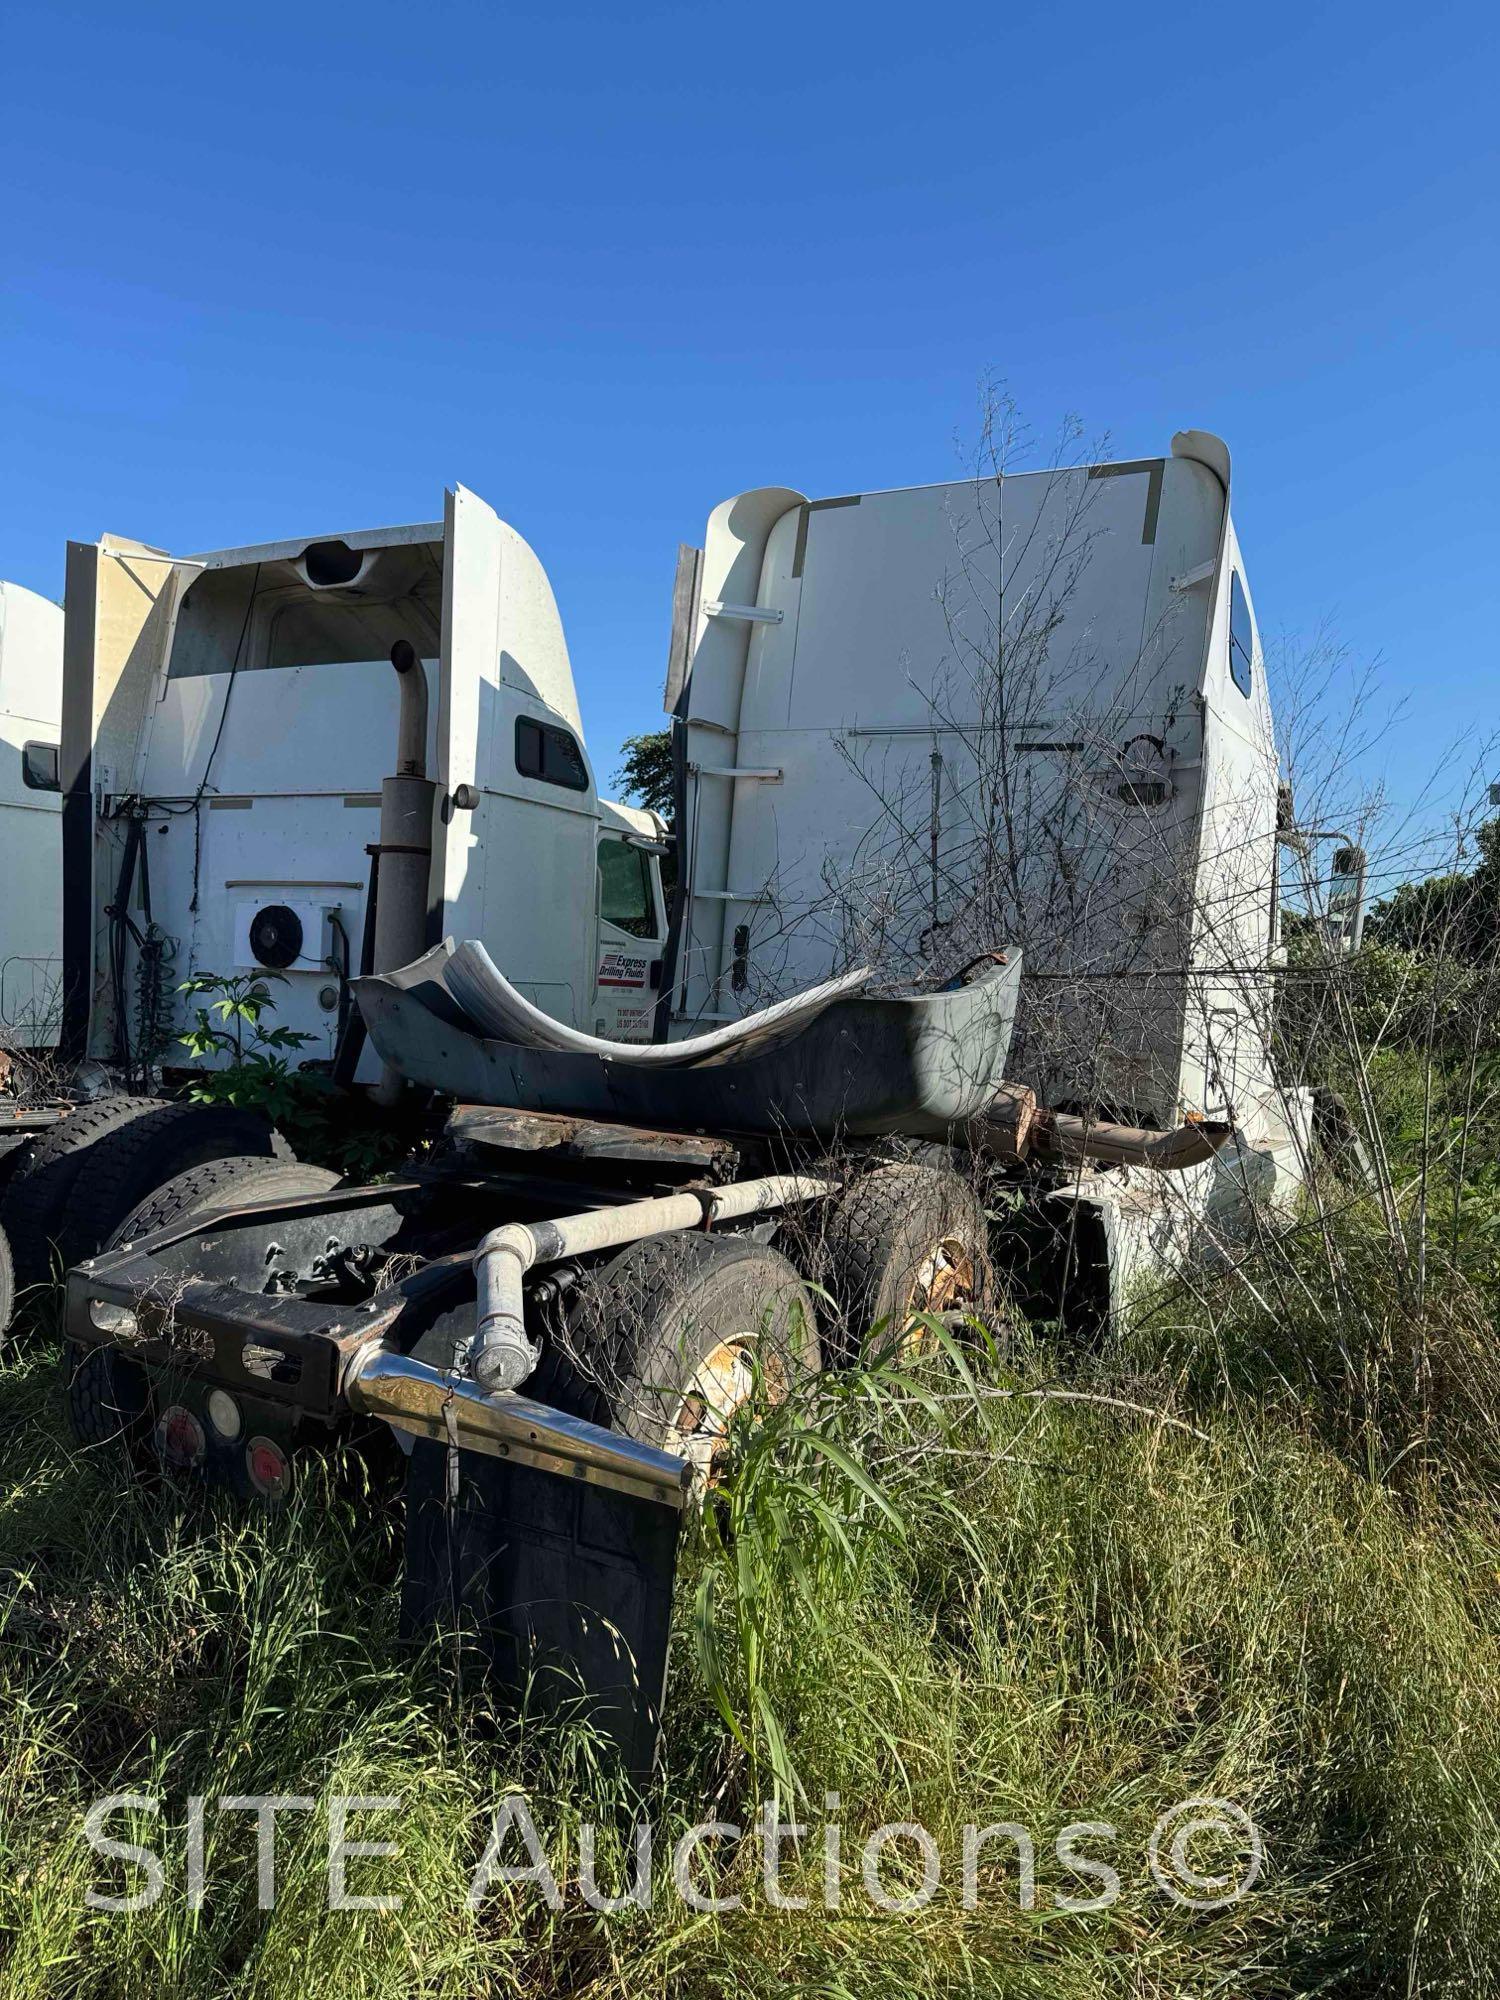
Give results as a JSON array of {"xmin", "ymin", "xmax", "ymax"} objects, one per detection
[
  {"xmin": 156, "ymin": 1407, "xmax": 206, "ymax": 1469},
  {"xmin": 245, "ymin": 1436, "xmax": 290, "ymax": 1500}
]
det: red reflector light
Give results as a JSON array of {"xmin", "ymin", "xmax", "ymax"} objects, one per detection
[
  {"xmin": 245, "ymin": 1435, "xmax": 290, "ymax": 1499},
  {"xmin": 156, "ymin": 1406, "xmax": 206, "ymax": 1469}
]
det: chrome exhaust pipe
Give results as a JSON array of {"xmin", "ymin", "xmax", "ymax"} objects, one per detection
[{"xmin": 343, "ymin": 1343, "xmax": 691, "ymax": 1511}]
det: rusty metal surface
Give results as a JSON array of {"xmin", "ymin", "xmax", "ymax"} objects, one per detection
[
  {"xmin": 0, "ymin": 1103, "xmax": 70, "ymax": 1132},
  {"xmin": 972, "ymin": 1081, "xmax": 1039, "ymax": 1158},
  {"xmin": 1033, "ymin": 1111, "xmax": 1234, "ymax": 1171},
  {"xmin": 67, "ymin": 1260, "xmax": 365, "ymax": 1417},
  {"xmin": 445, "ymin": 1102, "xmax": 740, "ymax": 1175}
]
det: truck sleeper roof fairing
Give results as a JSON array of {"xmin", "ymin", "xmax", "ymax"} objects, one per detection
[
  {"xmin": 187, "ymin": 519, "xmax": 445, "ymax": 572},
  {"xmin": 666, "ymin": 431, "xmax": 1280, "ymax": 1131}
]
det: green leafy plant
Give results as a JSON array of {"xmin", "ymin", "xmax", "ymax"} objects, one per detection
[
  {"xmin": 177, "ymin": 970, "xmax": 316, "ymax": 1121},
  {"xmin": 177, "ymin": 970, "xmax": 406, "ymax": 1178}
]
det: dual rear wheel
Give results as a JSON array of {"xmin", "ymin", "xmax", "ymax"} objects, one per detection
[
  {"xmin": 543, "ymin": 1161, "xmax": 993, "ymax": 1470},
  {"xmin": 2, "ymin": 1096, "xmax": 288, "ymax": 1329},
  {"xmin": 64, "ymin": 1150, "xmax": 995, "ymax": 1480}
]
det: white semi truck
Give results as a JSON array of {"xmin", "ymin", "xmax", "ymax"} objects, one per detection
[
  {"xmin": 60, "ymin": 429, "xmax": 1338, "ymax": 1771},
  {"xmin": 662, "ymin": 430, "xmax": 1320, "ymax": 1298},
  {"xmin": 0, "ymin": 488, "xmax": 670, "ymax": 1304},
  {"xmin": 9, "ymin": 435, "xmax": 1340, "ymax": 1327}
]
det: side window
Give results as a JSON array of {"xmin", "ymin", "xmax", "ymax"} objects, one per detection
[
  {"xmin": 515, "ymin": 716, "xmax": 588, "ymax": 791},
  {"xmin": 1229, "ymin": 573, "xmax": 1255, "ymax": 699},
  {"xmin": 22, "ymin": 741, "xmax": 60, "ymax": 792},
  {"xmin": 598, "ymin": 839, "xmax": 657, "ymax": 939}
]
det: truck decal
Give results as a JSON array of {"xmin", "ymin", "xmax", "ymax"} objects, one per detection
[{"xmin": 597, "ymin": 950, "xmax": 649, "ymax": 988}]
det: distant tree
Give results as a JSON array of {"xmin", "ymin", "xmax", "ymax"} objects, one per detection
[
  {"xmin": 612, "ymin": 729, "xmax": 674, "ymax": 819},
  {"xmin": 1366, "ymin": 814, "xmax": 1500, "ymax": 961}
]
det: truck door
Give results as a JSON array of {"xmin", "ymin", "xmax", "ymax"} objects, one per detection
[
  {"xmin": 592, "ymin": 832, "xmax": 666, "ymax": 1041},
  {"xmin": 0, "ymin": 584, "xmax": 64, "ymax": 1048}
]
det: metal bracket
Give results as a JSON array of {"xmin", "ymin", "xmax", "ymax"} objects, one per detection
[
  {"xmin": 1169, "ymin": 560, "xmax": 1217, "ymax": 593},
  {"xmin": 688, "ymin": 764, "xmax": 782, "ymax": 781},
  {"xmin": 702, "ymin": 600, "xmax": 784, "ymax": 626}
]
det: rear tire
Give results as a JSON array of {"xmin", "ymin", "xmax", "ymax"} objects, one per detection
[
  {"xmin": 60, "ymin": 1101, "xmax": 291, "ymax": 1274},
  {"xmin": 63, "ymin": 1338, "xmax": 153, "ymax": 1453},
  {"xmin": 0, "ymin": 1096, "xmax": 163, "ymax": 1296},
  {"xmin": 545, "ymin": 1231, "xmax": 820, "ymax": 1469},
  {"xmin": 63, "ymin": 1155, "xmax": 339, "ymax": 1454},
  {"xmin": 823, "ymin": 1163, "xmax": 993, "ymax": 1362},
  {"xmin": 103, "ymin": 1153, "xmax": 339, "ymax": 1250}
]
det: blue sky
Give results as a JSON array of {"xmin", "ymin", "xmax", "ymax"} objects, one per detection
[{"xmin": 3, "ymin": 1, "xmax": 1495, "ymax": 814}]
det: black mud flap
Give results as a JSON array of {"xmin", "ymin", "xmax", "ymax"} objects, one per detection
[{"xmin": 401, "ymin": 1438, "xmax": 683, "ymax": 1784}]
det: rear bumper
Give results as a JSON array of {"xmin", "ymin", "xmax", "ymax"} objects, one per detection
[
  {"xmin": 66, "ymin": 1254, "xmax": 361, "ymax": 1420},
  {"xmin": 346, "ymin": 1347, "xmax": 689, "ymax": 1509},
  {"xmin": 66, "ymin": 1211, "xmax": 689, "ymax": 1511}
]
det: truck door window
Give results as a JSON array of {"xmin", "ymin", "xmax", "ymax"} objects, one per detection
[
  {"xmin": 598, "ymin": 839, "xmax": 657, "ymax": 938},
  {"xmin": 516, "ymin": 716, "xmax": 588, "ymax": 790},
  {"xmin": 1229, "ymin": 573, "xmax": 1255, "ymax": 698}
]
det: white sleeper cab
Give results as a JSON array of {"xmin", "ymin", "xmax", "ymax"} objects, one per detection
[
  {"xmin": 58, "ymin": 487, "xmax": 668, "ymax": 1085},
  {"xmin": 663, "ymin": 432, "xmax": 1318, "ymax": 1299}
]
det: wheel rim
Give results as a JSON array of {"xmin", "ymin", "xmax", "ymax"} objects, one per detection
[
  {"xmin": 895, "ymin": 1233, "xmax": 979, "ymax": 1357},
  {"xmin": 668, "ymin": 1335, "xmax": 787, "ymax": 1478}
]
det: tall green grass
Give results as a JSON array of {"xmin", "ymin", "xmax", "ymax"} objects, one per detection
[{"xmin": 2, "ymin": 1292, "xmax": 1496, "ymax": 1997}]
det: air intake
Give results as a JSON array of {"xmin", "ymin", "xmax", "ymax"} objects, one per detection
[{"xmin": 296, "ymin": 539, "xmax": 372, "ymax": 590}]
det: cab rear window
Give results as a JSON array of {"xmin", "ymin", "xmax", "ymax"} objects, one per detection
[{"xmin": 22, "ymin": 741, "xmax": 59, "ymax": 791}]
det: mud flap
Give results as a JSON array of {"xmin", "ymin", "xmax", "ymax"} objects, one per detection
[{"xmin": 400, "ymin": 1437, "xmax": 683, "ymax": 1784}]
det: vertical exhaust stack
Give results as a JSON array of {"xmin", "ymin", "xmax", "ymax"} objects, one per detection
[{"xmin": 370, "ymin": 640, "xmax": 436, "ymax": 1104}]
